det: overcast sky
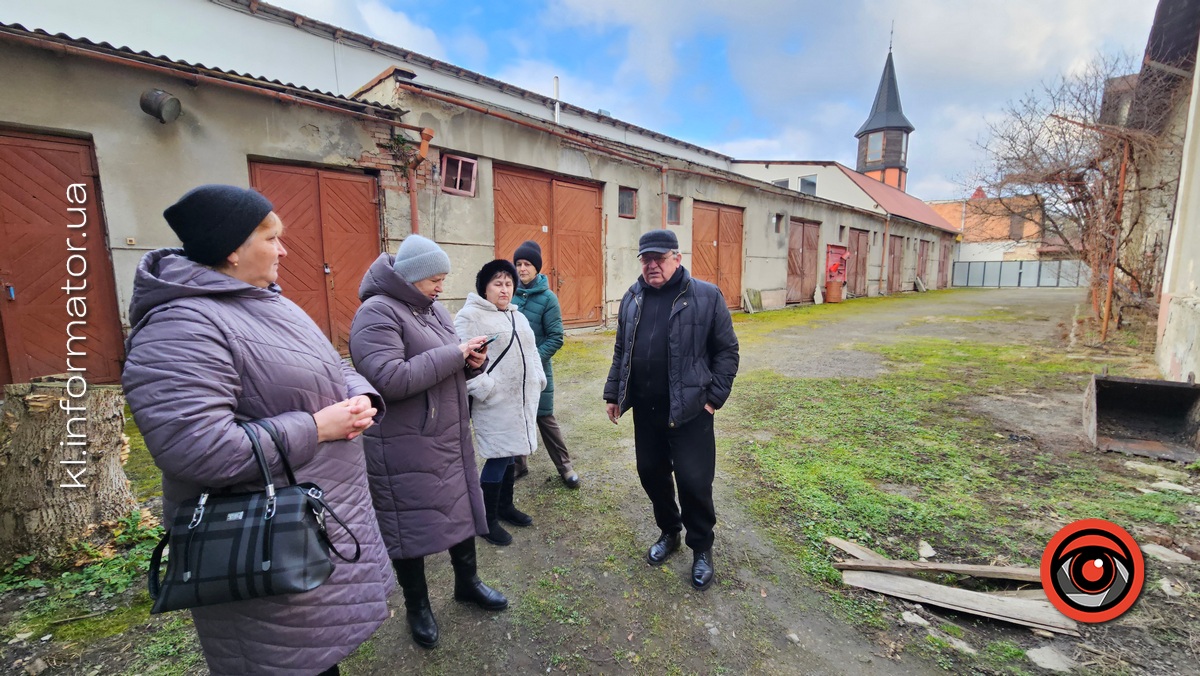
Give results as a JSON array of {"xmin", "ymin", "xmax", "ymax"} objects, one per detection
[{"xmin": 273, "ymin": 0, "xmax": 1158, "ymax": 200}]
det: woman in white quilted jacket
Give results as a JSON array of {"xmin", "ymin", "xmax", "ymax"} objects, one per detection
[{"xmin": 454, "ymin": 259, "xmax": 546, "ymax": 546}]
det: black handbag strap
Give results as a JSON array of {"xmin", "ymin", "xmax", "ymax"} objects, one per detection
[
  {"xmin": 256, "ymin": 419, "xmax": 360, "ymax": 562},
  {"xmin": 251, "ymin": 419, "xmax": 298, "ymax": 486},
  {"xmin": 306, "ymin": 489, "xmax": 362, "ymax": 562},
  {"xmin": 147, "ymin": 530, "xmax": 170, "ymax": 600},
  {"xmin": 486, "ymin": 312, "xmax": 518, "ymax": 375}
]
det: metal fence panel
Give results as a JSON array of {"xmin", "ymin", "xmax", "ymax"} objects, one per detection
[
  {"xmin": 981, "ymin": 261, "xmax": 1002, "ymax": 287},
  {"xmin": 1018, "ymin": 261, "xmax": 1040, "ymax": 287},
  {"xmin": 1038, "ymin": 260, "xmax": 1062, "ymax": 286},
  {"xmin": 952, "ymin": 262, "xmax": 970, "ymax": 287},
  {"xmin": 999, "ymin": 261, "xmax": 1021, "ymax": 287},
  {"xmin": 952, "ymin": 259, "xmax": 1087, "ymax": 288},
  {"xmin": 966, "ymin": 262, "xmax": 986, "ymax": 287}
]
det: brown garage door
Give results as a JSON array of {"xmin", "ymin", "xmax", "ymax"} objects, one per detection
[
  {"xmin": 0, "ymin": 132, "xmax": 124, "ymax": 386},
  {"xmin": 493, "ymin": 166, "xmax": 602, "ymax": 326},
  {"xmin": 888, "ymin": 234, "xmax": 904, "ymax": 293},
  {"xmin": 250, "ymin": 163, "xmax": 380, "ymax": 353},
  {"xmin": 846, "ymin": 228, "xmax": 869, "ymax": 297},
  {"xmin": 786, "ymin": 218, "xmax": 820, "ymax": 303},
  {"xmin": 692, "ymin": 201, "xmax": 743, "ymax": 308}
]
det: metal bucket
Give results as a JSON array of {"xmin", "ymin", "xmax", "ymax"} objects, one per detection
[{"xmin": 1083, "ymin": 374, "xmax": 1200, "ymax": 463}]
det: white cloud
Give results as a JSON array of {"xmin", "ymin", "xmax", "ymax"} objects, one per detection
[
  {"xmin": 492, "ymin": 59, "xmax": 653, "ymax": 127},
  {"xmin": 542, "ymin": 0, "xmax": 1156, "ymax": 200},
  {"xmin": 272, "ymin": 0, "xmax": 445, "ymax": 58}
]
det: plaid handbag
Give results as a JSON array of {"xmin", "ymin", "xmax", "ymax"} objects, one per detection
[{"xmin": 147, "ymin": 420, "xmax": 361, "ymax": 614}]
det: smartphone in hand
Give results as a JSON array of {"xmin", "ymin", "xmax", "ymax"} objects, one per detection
[{"xmin": 474, "ymin": 335, "xmax": 499, "ymax": 352}]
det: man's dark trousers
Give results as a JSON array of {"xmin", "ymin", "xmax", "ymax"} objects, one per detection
[{"xmin": 632, "ymin": 405, "xmax": 716, "ymax": 553}]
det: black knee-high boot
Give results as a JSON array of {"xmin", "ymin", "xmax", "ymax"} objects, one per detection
[
  {"xmin": 448, "ymin": 538, "xmax": 508, "ymax": 610},
  {"xmin": 481, "ymin": 481, "xmax": 512, "ymax": 546},
  {"xmin": 498, "ymin": 463, "xmax": 533, "ymax": 527},
  {"xmin": 392, "ymin": 557, "xmax": 438, "ymax": 648}
]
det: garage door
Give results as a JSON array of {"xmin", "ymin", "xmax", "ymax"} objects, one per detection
[
  {"xmin": 494, "ymin": 166, "xmax": 603, "ymax": 326},
  {"xmin": 250, "ymin": 163, "xmax": 380, "ymax": 353},
  {"xmin": 692, "ymin": 201, "xmax": 743, "ymax": 308},
  {"xmin": 0, "ymin": 132, "xmax": 124, "ymax": 385}
]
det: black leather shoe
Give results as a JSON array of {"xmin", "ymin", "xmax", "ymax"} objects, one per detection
[
  {"xmin": 454, "ymin": 577, "xmax": 509, "ymax": 611},
  {"xmin": 691, "ymin": 550, "xmax": 714, "ymax": 591},
  {"xmin": 406, "ymin": 601, "xmax": 439, "ymax": 648},
  {"xmin": 646, "ymin": 531, "xmax": 681, "ymax": 565},
  {"xmin": 562, "ymin": 472, "xmax": 580, "ymax": 489}
]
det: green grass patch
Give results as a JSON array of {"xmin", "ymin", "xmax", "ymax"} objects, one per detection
[
  {"xmin": 723, "ymin": 334, "xmax": 1181, "ymax": 594},
  {"xmin": 3, "ymin": 511, "xmax": 163, "ymax": 646},
  {"xmin": 123, "ymin": 615, "xmax": 205, "ymax": 675}
]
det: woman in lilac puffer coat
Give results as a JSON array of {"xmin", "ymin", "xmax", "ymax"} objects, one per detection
[{"xmin": 122, "ymin": 185, "xmax": 393, "ymax": 676}]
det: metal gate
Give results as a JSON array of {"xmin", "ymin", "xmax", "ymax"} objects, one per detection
[{"xmin": 951, "ymin": 260, "xmax": 1090, "ymax": 288}]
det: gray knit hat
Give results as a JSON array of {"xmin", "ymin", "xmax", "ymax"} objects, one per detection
[{"xmin": 393, "ymin": 234, "xmax": 451, "ymax": 283}]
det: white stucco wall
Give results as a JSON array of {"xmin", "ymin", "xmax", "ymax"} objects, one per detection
[{"xmin": 1157, "ymin": 38, "xmax": 1200, "ymax": 381}]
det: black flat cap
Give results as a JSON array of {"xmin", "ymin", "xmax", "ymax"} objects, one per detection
[{"xmin": 638, "ymin": 229, "xmax": 679, "ymax": 256}]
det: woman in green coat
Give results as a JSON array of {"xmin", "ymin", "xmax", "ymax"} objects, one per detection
[{"xmin": 511, "ymin": 240, "xmax": 581, "ymax": 488}]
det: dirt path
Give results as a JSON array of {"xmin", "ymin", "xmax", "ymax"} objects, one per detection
[{"xmin": 351, "ymin": 288, "xmax": 1090, "ymax": 675}]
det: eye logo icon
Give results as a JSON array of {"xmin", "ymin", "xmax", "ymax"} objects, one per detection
[{"xmin": 1041, "ymin": 519, "xmax": 1143, "ymax": 623}]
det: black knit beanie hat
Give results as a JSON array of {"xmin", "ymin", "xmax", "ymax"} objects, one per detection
[
  {"xmin": 475, "ymin": 259, "xmax": 519, "ymax": 298},
  {"xmin": 164, "ymin": 184, "xmax": 274, "ymax": 266},
  {"xmin": 513, "ymin": 240, "xmax": 543, "ymax": 272}
]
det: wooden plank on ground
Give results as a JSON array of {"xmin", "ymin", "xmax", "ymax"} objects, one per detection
[
  {"xmin": 825, "ymin": 537, "xmax": 889, "ymax": 562},
  {"xmin": 841, "ymin": 570, "xmax": 1079, "ymax": 636},
  {"xmin": 833, "ymin": 560, "xmax": 1042, "ymax": 583},
  {"xmin": 989, "ymin": 588, "xmax": 1047, "ymax": 600}
]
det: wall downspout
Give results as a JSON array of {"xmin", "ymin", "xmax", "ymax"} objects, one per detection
[
  {"xmin": 403, "ymin": 128, "xmax": 436, "ymax": 236},
  {"xmin": 406, "ymin": 165, "xmax": 419, "ymax": 235}
]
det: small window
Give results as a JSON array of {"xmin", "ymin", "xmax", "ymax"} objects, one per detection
[
  {"xmin": 619, "ymin": 186, "xmax": 637, "ymax": 218},
  {"xmin": 773, "ymin": 213, "xmax": 784, "ymax": 234},
  {"xmin": 441, "ymin": 154, "xmax": 477, "ymax": 197},
  {"xmin": 838, "ymin": 225, "xmax": 846, "ymax": 242},
  {"xmin": 667, "ymin": 196, "xmax": 681, "ymax": 225},
  {"xmin": 771, "ymin": 178, "xmax": 789, "ymax": 189},
  {"xmin": 799, "ymin": 176, "xmax": 817, "ymax": 196},
  {"xmin": 866, "ymin": 132, "xmax": 883, "ymax": 162},
  {"xmin": 900, "ymin": 133, "xmax": 909, "ymax": 163}
]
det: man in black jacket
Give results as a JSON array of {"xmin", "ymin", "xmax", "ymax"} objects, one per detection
[{"xmin": 604, "ymin": 229, "xmax": 739, "ymax": 590}]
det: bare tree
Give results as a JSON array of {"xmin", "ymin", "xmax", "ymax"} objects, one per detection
[{"xmin": 966, "ymin": 53, "xmax": 1187, "ymax": 333}]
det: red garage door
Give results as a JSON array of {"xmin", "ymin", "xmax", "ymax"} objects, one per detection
[
  {"xmin": 250, "ymin": 163, "xmax": 380, "ymax": 353},
  {"xmin": 0, "ymin": 132, "xmax": 124, "ymax": 385},
  {"xmin": 493, "ymin": 166, "xmax": 603, "ymax": 326},
  {"xmin": 692, "ymin": 201, "xmax": 743, "ymax": 308}
]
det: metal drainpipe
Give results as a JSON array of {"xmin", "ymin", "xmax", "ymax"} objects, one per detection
[{"xmin": 407, "ymin": 165, "xmax": 419, "ymax": 235}]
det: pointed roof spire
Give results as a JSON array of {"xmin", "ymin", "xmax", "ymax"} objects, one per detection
[{"xmin": 855, "ymin": 51, "xmax": 915, "ymax": 137}]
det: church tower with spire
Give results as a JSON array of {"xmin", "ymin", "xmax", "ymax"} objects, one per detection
[{"xmin": 855, "ymin": 49, "xmax": 915, "ymax": 192}]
